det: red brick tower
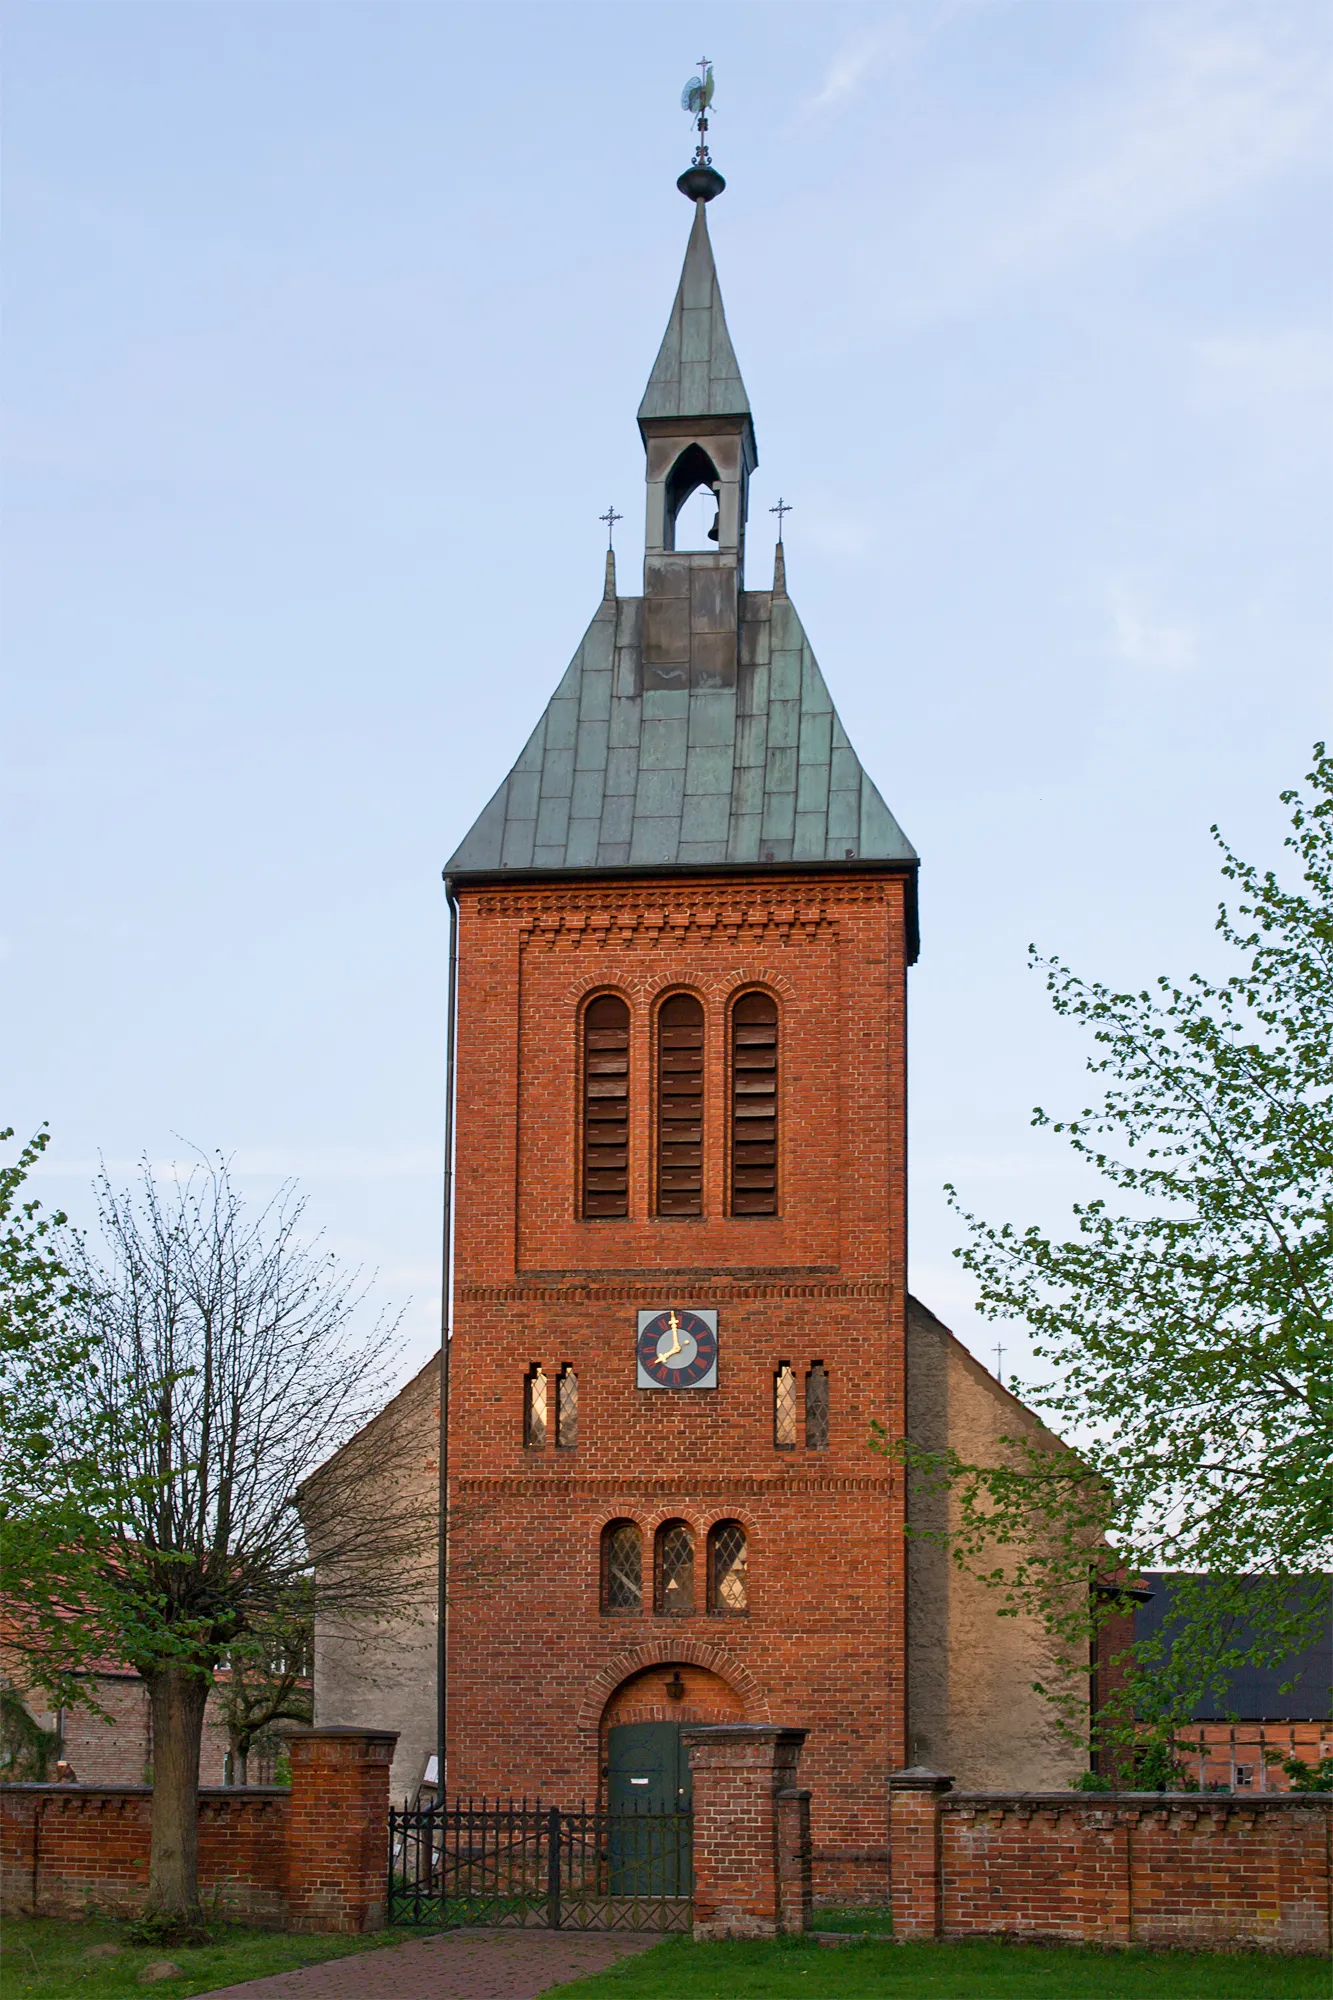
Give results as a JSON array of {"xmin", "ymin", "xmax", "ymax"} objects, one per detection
[{"xmin": 441, "ymin": 171, "xmax": 918, "ymax": 1901}]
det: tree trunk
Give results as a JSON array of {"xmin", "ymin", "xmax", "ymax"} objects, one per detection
[
  {"xmin": 236, "ymin": 1744, "xmax": 249, "ymax": 1786},
  {"xmin": 143, "ymin": 1667, "xmax": 210, "ymax": 1929}
]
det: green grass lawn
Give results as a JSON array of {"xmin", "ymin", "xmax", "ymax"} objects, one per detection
[
  {"xmin": 0, "ymin": 1916, "xmax": 404, "ymax": 2000},
  {"xmin": 546, "ymin": 1933, "xmax": 1331, "ymax": 2000}
]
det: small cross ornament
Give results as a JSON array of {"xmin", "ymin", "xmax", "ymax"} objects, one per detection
[
  {"xmin": 599, "ymin": 505, "xmax": 623, "ymax": 549},
  {"xmin": 770, "ymin": 497, "xmax": 792, "ymax": 535}
]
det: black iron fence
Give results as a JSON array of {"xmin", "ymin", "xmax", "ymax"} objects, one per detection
[{"xmin": 388, "ymin": 1796, "xmax": 693, "ymax": 1931}]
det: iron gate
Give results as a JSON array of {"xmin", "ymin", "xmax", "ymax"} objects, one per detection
[{"xmin": 388, "ymin": 1797, "xmax": 693, "ymax": 1931}]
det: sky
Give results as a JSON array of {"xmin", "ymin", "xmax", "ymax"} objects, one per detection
[{"xmin": 5, "ymin": 0, "xmax": 1331, "ymax": 1398}]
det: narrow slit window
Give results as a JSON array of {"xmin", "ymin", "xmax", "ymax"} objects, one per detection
[
  {"xmin": 657, "ymin": 994, "xmax": 704, "ymax": 1217},
  {"xmin": 774, "ymin": 1364, "xmax": 797, "ymax": 1450},
  {"xmin": 805, "ymin": 1363, "xmax": 829, "ymax": 1450},
  {"xmin": 655, "ymin": 1521, "xmax": 695, "ymax": 1615},
  {"xmin": 556, "ymin": 1366, "xmax": 579, "ymax": 1449},
  {"xmin": 731, "ymin": 992, "xmax": 778, "ymax": 1215},
  {"xmin": 524, "ymin": 1365, "xmax": 547, "ymax": 1450},
  {"xmin": 602, "ymin": 1520, "xmax": 642, "ymax": 1613},
  {"xmin": 708, "ymin": 1522, "xmax": 748, "ymax": 1615},
  {"xmin": 583, "ymin": 995, "xmax": 630, "ymax": 1218}
]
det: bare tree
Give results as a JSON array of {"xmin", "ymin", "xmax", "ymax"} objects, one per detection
[
  {"xmin": 215, "ymin": 1598, "xmax": 313, "ymax": 1785},
  {"xmin": 15, "ymin": 1155, "xmax": 434, "ymax": 1937}
]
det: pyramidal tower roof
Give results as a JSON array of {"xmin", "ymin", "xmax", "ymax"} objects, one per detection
[
  {"xmin": 638, "ymin": 200, "xmax": 751, "ymax": 430},
  {"xmin": 445, "ymin": 160, "xmax": 917, "ymax": 950}
]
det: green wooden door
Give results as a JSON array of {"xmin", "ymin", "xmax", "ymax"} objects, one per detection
[{"xmin": 607, "ymin": 1723, "xmax": 691, "ymax": 1895}]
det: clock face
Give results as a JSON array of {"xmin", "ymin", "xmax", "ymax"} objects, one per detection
[{"xmin": 636, "ymin": 1308, "xmax": 718, "ymax": 1390}]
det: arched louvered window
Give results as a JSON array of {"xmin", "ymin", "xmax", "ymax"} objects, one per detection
[
  {"xmin": 731, "ymin": 992, "xmax": 778, "ymax": 1214},
  {"xmin": 654, "ymin": 1520, "xmax": 695, "ymax": 1615},
  {"xmin": 708, "ymin": 1522, "xmax": 748, "ymax": 1616},
  {"xmin": 601, "ymin": 1520, "xmax": 642, "ymax": 1614},
  {"xmin": 657, "ymin": 994, "xmax": 704, "ymax": 1217},
  {"xmin": 583, "ymin": 995, "xmax": 630, "ymax": 1218}
]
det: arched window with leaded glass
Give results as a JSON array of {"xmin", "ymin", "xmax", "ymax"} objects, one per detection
[
  {"xmin": 601, "ymin": 1520, "xmax": 642, "ymax": 1614},
  {"xmin": 654, "ymin": 1520, "xmax": 695, "ymax": 1615},
  {"xmin": 708, "ymin": 1521, "xmax": 748, "ymax": 1616}
]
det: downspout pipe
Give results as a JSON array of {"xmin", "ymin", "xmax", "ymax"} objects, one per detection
[{"xmin": 436, "ymin": 877, "xmax": 460, "ymax": 1801}]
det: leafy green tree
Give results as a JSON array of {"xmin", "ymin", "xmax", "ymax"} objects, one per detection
[
  {"xmin": 12, "ymin": 1154, "xmax": 433, "ymax": 1937},
  {"xmin": 0, "ymin": 1124, "xmax": 102, "ymax": 1606},
  {"xmin": 887, "ymin": 746, "xmax": 1333, "ymax": 1773}
]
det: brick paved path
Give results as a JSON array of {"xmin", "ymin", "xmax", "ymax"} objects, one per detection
[{"xmin": 202, "ymin": 1929, "xmax": 660, "ymax": 2000}]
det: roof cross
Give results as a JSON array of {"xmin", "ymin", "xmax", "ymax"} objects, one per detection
[
  {"xmin": 599, "ymin": 504, "xmax": 623, "ymax": 548},
  {"xmin": 769, "ymin": 496, "xmax": 792, "ymax": 536}
]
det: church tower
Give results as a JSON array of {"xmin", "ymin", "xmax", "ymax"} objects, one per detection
[{"xmin": 441, "ymin": 152, "xmax": 918, "ymax": 1902}]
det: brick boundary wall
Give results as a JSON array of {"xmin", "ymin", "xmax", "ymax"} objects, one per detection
[
  {"xmin": 1, "ymin": 1727, "xmax": 397, "ymax": 1935},
  {"xmin": 890, "ymin": 1767, "xmax": 1332, "ymax": 1954},
  {"xmin": 0, "ymin": 1786, "xmax": 289, "ymax": 1925}
]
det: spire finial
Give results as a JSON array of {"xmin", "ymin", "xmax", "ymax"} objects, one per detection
[
  {"xmin": 599, "ymin": 508, "xmax": 621, "ymax": 601},
  {"xmin": 770, "ymin": 499, "xmax": 791, "ymax": 596},
  {"xmin": 677, "ymin": 61, "xmax": 726, "ymax": 202}
]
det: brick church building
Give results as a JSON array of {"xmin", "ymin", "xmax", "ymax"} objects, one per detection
[{"xmin": 315, "ymin": 159, "xmax": 1082, "ymax": 1902}]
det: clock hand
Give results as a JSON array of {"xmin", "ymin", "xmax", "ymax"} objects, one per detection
[{"xmin": 661, "ymin": 1311, "xmax": 684, "ymax": 1360}]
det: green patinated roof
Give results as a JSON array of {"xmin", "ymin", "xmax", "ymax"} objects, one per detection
[
  {"xmin": 638, "ymin": 200, "xmax": 750, "ymax": 429},
  {"xmin": 444, "ymin": 572, "xmax": 918, "ymax": 879}
]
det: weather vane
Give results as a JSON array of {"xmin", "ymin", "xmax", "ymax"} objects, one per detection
[
  {"xmin": 599, "ymin": 504, "xmax": 623, "ymax": 549},
  {"xmin": 770, "ymin": 497, "xmax": 792, "ymax": 537},
  {"xmin": 681, "ymin": 58, "xmax": 715, "ymax": 163},
  {"xmin": 677, "ymin": 61, "xmax": 725, "ymax": 202}
]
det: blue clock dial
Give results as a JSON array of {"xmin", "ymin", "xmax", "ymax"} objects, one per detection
[{"xmin": 636, "ymin": 1309, "xmax": 718, "ymax": 1389}]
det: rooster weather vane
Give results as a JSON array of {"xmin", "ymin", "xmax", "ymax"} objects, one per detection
[{"xmin": 677, "ymin": 60, "xmax": 725, "ymax": 202}]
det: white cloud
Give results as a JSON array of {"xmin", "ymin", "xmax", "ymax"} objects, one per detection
[
  {"xmin": 1109, "ymin": 582, "xmax": 1200, "ymax": 674},
  {"xmin": 803, "ymin": 0, "xmax": 998, "ymax": 117}
]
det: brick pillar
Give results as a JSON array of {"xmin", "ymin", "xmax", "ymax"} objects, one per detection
[
  {"xmin": 282, "ymin": 1726, "xmax": 399, "ymax": 1934},
  {"xmin": 776, "ymin": 1786, "xmax": 813, "ymax": 1934},
  {"xmin": 683, "ymin": 1724, "xmax": 809, "ymax": 1939},
  {"xmin": 889, "ymin": 1766, "xmax": 952, "ymax": 1941}
]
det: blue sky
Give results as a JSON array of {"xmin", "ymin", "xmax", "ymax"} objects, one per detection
[{"xmin": 5, "ymin": 0, "xmax": 1330, "ymax": 1392}]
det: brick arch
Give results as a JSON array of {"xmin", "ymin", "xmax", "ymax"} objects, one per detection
[
  {"xmin": 563, "ymin": 969, "xmax": 657, "ymax": 1005},
  {"xmin": 576, "ymin": 1641, "xmax": 770, "ymax": 1731},
  {"xmin": 713, "ymin": 966, "xmax": 798, "ymax": 1003}
]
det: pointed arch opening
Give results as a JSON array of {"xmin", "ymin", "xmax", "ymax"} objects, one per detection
[{"xmin": 665, "ymin": 443, "xmax": 720, "ymax": 551}]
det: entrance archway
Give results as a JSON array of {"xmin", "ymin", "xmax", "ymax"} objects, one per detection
[{"xmin": 601, "ymin": 1662, "xmax": 744, "ymax": 1810}]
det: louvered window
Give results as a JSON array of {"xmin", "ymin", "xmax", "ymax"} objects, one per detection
[
  {"xmin": 731, "ymin": 992, "xmax": 778, "ymax": 1214},
  {"xmin": 524, "ymin": 1365, "xmax": 547, "ymax": 1449},
  {"xmin": 583, "ymin": 995, "xmax": 630, "ymax": 1218},
  {"xmin": 657, "ymin": 994, "xmax": 704, "ymax": 1217},
  {"xmin": 805, "ymin": 1362, "xmax": 829, "ymax": 1450},
  {"xmin": 556, "ymin": 1366, "xmax": 578, "ymax": 1449},
  {"xmin": 708, "ymin": 1522, "xmax": 748, "ymax": 1615},
  {"xmin": 655, "ymin": 1521, "xmax": 695, "ymax": 1615},
  {"xmin": 774, "ymin": 1363, "xmax": 797, "ymax": 1449},
  {"xmin": 602, "ymin": 1520, "xmax": 642, "ymax": 1613}
]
